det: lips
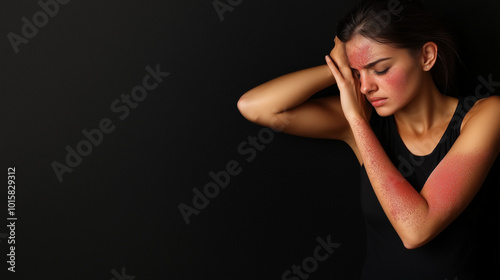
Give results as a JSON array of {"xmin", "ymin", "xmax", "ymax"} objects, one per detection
[{"xmin": 368, "ymin": 97, "xmax": 388, "ymax": 107}]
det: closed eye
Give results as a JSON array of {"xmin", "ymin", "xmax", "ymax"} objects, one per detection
[{"xmin": 374, "ymin": 68, "xmax": 390, "ymax": 76}]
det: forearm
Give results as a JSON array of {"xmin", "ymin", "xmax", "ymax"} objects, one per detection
[
  {"xmin": 238, "ymin": 65, "xmax": 336, "ymax": 118},
  {"xmin": 350, "ymin": 117, "xmax": 430, "ymax": 246}
]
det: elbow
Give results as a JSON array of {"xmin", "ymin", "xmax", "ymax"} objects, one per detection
[
  {"xmin": 400, "ymin": 231, "xmax": 434, "ymax": 250},
  {"xmin": 237, "ymin": 94, "xmax": 261, "ymax": 123},
  {"xmin": 402, "ymin": 239, "xmax": 426, "ymax": 250},
  {"xmin": 237, "ymin": 91, "xmax": 282, "ymax": 126},
  {"xmin": 236, "ymin": 95, "xmax": 249, "ymax": 116}
]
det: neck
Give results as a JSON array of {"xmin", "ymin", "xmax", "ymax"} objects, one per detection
[{"xmin": 393, "ymin": 79, "xmax": 455, "ymax": 135}]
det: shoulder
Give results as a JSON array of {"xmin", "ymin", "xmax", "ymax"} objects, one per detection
[
  {"xmin": 460, "ymin": 95, "xmax": 500, "ymax": 153},
  {"xmin": 462, "ymin": 96, "xmax": 500, "ymax": 127},
  {"xmin": 473, "ymin": 94, "xmax": 500, "ymax": 109}
]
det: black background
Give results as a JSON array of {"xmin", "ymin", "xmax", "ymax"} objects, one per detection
[{"xmin": 1, "ymin": 0, "xmax": 499, "ymax": 279}]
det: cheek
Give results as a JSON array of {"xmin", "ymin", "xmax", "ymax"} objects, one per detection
[
  {"xmin": 381, "ymin": 67, "xmax": 410, "ymax": 106},
  {"xmin": 385, "ymin": 67, "xmax": 408, "ymax": 93}
]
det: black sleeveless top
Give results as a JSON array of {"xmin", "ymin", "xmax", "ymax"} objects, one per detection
[{"xmin": 360, "ymin": 97, "xmax": 495, "ymax": 279}]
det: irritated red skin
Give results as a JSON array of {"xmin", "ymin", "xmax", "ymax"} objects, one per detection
[
  {"xmin": 349, "ymin": 44, "xmax": 373, "ymax": 70},
  {"xmin": 385, "ymin": 66, "xmax": 408, "ymax": 95},
  {"xmin": 352, "ymin": 118, "xmax": 423, "ymax": 223},
  {"xmin": 345, "ymin": 38, "xmax": 421, "ymax": 117},
  {"xmin": 350, "ymin": 117, "xmax": 489, "ymax": 247},
  {"xmin": 327, "ymin": 35, "xmax": 500, "ymax": 249},
  {"xmin": 423, "ymin": 153, "xmax": 486, "ymax": 221}
]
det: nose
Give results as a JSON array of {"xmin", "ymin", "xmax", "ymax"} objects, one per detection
[{"xmin": 359, "ymin": 74, "xmax": 377, "ymax": 95}]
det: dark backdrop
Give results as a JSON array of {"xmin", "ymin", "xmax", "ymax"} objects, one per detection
[{"xmin": 1, "ymin": 0, "xmax": 499, "ymax": 279}]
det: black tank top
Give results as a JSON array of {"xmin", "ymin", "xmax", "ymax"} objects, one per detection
[{"xmin": 359, "ymin": 96, "xmax": 495, "ymax": 279}]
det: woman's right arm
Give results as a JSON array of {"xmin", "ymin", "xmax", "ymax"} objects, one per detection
[{"xmin": 237, "ymin": 64, "xmax": 352, "ymax": 140}]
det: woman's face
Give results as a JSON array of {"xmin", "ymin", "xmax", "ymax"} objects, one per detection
[{"xmin": 345, "ymin": 35, "xmax": 424, "ymax": 116}]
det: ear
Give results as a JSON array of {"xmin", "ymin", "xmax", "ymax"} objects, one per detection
[{"xmin": 420, "ymin": 42, "xmax": 438, "ymax": 72}]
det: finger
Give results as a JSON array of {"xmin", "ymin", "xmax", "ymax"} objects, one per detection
[
  {"xmin": 332, "ymin": 51, "xmax": 353, "ymax": 80},
  {"xmin": 337, "ymin": 60, "xmax": 354, "ymax": 83},
  {"xmin": 334, "ymin": 36, "xmax": 340, "ymax": 45},
  {"xmin": 325, "ymin": 55, "xmax": 344, "ymax": 85},
  {"xmin": 331, "ymin": 46, "xmax": 354, "ymax": 81}
]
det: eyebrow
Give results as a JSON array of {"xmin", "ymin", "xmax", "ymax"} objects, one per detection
[{"xmin": 351, "ymin": 57, "xmax": 392, "ymax": 70}]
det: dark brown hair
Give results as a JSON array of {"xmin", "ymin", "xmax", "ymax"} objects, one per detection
[{"xmin": 337, "ymin": 0, "xmax": 458, "ymax": 94}]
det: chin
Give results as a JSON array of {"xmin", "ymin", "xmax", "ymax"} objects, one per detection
[{"xmin": 372, "ymin": 106, "xmax": 395, "ymax": 117}]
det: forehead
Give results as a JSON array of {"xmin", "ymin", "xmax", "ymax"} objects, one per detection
[{"xmin": 345, "ymin": 35, "xmax": 392, "ymax": 69}]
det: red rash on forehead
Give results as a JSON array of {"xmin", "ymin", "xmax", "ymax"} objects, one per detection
[{"xmin": 348, "ymin": 43, "xmax": 373, "ymax": 70}]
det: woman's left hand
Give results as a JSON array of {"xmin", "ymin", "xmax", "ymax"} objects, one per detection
[{"xmin": 325, "ymin": 36, "xmax": 369, "ymax": 123}]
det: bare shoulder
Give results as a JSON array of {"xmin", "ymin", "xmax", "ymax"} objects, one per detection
[
  {"xmin": 462, "ymin": 95, "xmax": 500, "ymax": 129},
  {"xmin": 473, "ymin": 94, "xmax": 500, "ymax": 109},
  {"xmin": 460, "ymin": 95, "xmax": 500, "ymax": 153}
]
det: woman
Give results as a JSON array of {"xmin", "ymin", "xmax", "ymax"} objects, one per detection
[{"xmin": 237, "ymin": 0, "xmax": 499, "ymax": 279}]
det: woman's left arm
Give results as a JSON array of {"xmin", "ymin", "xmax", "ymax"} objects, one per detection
[
  {"xmin": 349, "ymin": 99, "xmax": 500, "ymax": 249},
  {"xmin": 325, "ymin": 38, "xmax": 500, "ymax": 249}
]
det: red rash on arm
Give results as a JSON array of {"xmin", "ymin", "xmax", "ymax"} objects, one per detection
[
  {"xmin": 350, "ymin": 117, "xmax": 491, "ymax": 248},
  {"xmin": 352, "ymin": 118, "xmax": 426, "ymax": 224},
  {"xmin": 423, "ymin": 152, "xmax": 487, "ymax": 221}
]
